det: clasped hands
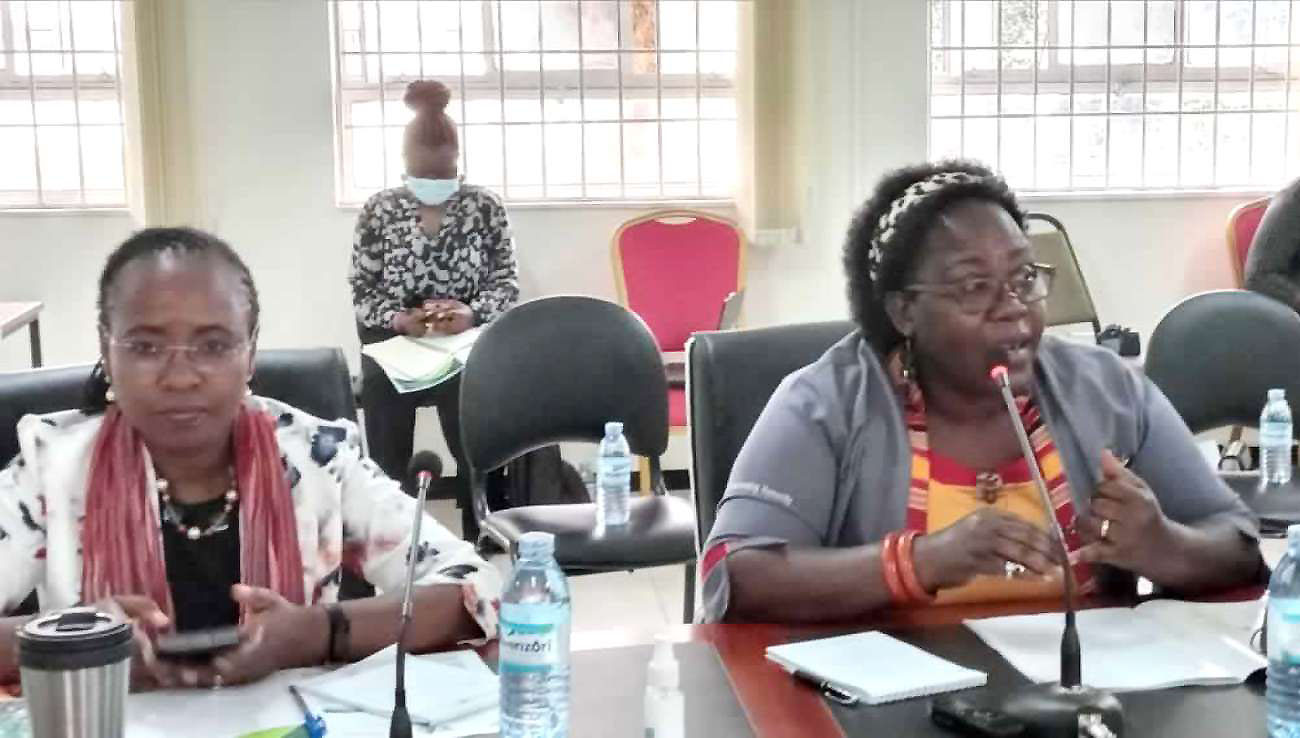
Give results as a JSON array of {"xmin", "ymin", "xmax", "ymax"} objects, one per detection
[
  {"xmin": 393, "ymin": 299, "xmax": 473, "ymax": 337},
  {"xmin": 912, "ymin": 450, "xmax": 1174, "ymax": 592}
]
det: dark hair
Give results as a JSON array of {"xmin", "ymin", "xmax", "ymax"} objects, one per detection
[
  {"xmin": 404, "ymin": 80, "xmax": 458, "ymax": 151},
  {"xmin": 84, "ymin": 226, "xmax": 259, "ymax": 412},
  {"xmin": 842, "ymin": 159, "xmax": 1026, "ymax": 355}
]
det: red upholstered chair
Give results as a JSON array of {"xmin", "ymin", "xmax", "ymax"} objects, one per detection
[
  {"xmin": 612, "ymin": 210, "xmax": 746, "ymax": 489},
  {"xmin": 1227, "ymin": 197, "xmax": 1271, "ymax": 287}
]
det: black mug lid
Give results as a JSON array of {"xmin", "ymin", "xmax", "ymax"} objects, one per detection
[{"xmin": 18, "ymin": 607, "xmax": 133, "ymax": 671}]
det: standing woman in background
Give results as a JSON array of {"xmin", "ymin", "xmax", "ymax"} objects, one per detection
[{"xmin": 349, "ymin": 80, "xmax": 519, "ymax": 537}]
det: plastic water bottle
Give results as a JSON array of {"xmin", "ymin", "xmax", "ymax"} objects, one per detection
[
  {"xmin": 1268, "ymin": 525, "xmax": 1300, "ymax": 737},
  {"xmin": 1262, "ymin": 389, "xmax": 1294, "ymax": 484},
  {"xmin": 596, "ymin": 421, "xmax": 632, "ymax": 527},
  {"xmin": 500, "ymin": 532, "xmax": 571, "ymax": 738}
]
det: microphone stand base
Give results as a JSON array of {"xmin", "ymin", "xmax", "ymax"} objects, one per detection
[{"xmin": 1001, "ymin": 682, "xmax": 1124, "ymax": 737}]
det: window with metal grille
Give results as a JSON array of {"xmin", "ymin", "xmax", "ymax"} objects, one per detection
[
  {"xmin": 0, "ymin": 1, "xmax": 127, "ymax": 209},
  {"xmin": 330, "ymin": 0, "xmax": 739, "ymax": 206},
  {"xmin": 929, "ymin": 1, "xmax": 1300, "ymax": 192}
]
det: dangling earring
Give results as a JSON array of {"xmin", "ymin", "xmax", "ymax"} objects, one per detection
[
  {"xmin": 899, "ymin": 337, "xmax": 917, "ymax": 384},
  {"xmin": 104, "ymin": 381, "xmax": 116, "ymax": 403},
  {"xmin": 245, "ymin": 385, "xmax": 253, "ymax": 398}
]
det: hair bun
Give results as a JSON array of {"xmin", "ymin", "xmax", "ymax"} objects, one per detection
[{"xmin": 404, "ymin": 80, "xmax": 451, "ymax": 114}]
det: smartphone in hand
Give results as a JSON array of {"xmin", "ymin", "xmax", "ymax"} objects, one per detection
[{"xmin": 155, "ymin": 626, "xmax": 240, "ymax": 659}]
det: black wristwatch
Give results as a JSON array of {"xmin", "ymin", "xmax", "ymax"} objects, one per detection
[{"xmin": 325, "ymin": 604, "xmax": 351, "ymax": 664}]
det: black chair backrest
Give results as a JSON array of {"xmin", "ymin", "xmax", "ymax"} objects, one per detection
[
  {"xmin": 250, "ymin": 348, "xmax": 357, "ymax": 423},
  {"xmin": 687, "ymin": 321, "xmax": 854, "ymax": 543},
  {"xmin": 1146, "ymin": 290, "xmax": 1300, "ymax": 435},
  {"xmin": 460, "ymin": 296, "xmax": 669, "ymax": 474},
  {"xmin": 0, "ymin": 364, "xmax": 88, "ymax": 465},
  {"xmin": 0, "ymin": 348, "xmax": 356, "ymax": 465}
]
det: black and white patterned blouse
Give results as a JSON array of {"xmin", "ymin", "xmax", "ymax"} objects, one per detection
[{"xmin": 349, "ymin": 184, "xmax": 520, "ymax": 330}]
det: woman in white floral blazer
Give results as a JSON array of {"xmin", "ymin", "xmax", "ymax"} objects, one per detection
[{"xmin": 0, "ymin": 227, "xmax": 500, "ymax": 691}]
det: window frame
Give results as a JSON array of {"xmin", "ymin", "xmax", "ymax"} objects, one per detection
[
  {"xmin": 0, "ymin": 0, "xmax": 129, "ymax": 211},
  {"xmin": 927, "ymin": 0, "xmax": 1300, "ymax": 196},
  {"xmin": 329, "ymin": 0, "xmax": 739, "ymax": 208}
]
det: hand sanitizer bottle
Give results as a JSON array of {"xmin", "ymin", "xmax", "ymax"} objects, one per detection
[{"xmin": 644, "ymin": 635, "xmax": 684, "ymax": 738}]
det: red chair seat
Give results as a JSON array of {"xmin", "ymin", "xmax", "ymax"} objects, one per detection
[{"xmin": 669, "ymin": 386, "xmax": 687, "ymax": 428}]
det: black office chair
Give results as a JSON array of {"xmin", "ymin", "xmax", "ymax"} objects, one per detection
[
  {"xmin": 686, "ymin": 321, "xmax": 854, "ymax": 544},
  {"xmin": 1146, "ymin": 289, "xmax": 1300, "ymax": 530},
  {"xmin": 0, "ymin": 347, "xmax": 370, "ymax": 612},
  {"xmin": 459, "ymin": 296, "xmax": 698, "ymax": 621}
]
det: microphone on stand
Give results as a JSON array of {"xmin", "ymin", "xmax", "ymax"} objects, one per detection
[
  {"xmin": 391, "ymin": 451, "xmax": 443, "ymax": 738},
  {"xmin": 987, "ymin": 365, "xmax": 1124, "ymax": 738}
]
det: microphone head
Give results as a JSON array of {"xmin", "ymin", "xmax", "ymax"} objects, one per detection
[
  {"xmin": 989, "ymin": 364, "xmax": 1010, "ymax": 387},
  {"xmin": 407, "ymin": 451, "xmax": 443, "ymax": 482}
]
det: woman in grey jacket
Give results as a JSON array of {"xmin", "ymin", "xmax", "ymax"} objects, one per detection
[{"xmin": 700, "ymin": 161, "xmax": 1263, "ymax": 623}]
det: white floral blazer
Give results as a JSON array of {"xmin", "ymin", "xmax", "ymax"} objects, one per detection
[{"xmin": 0, "ymin": 396, "xmax": 500, "ymax": 643}]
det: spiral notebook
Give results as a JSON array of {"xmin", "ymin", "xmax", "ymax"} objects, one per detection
[{"xmin": 765, "ymin": 631, "xmax": 987, "ymax": 705}]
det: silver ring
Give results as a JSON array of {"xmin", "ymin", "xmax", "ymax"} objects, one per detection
[
  {"xmin": 211, "ymin": 674, "xmax": 224, "ymax": 690},
  {"xmin": 1099, "ymin": 519, "xmax": 1112, "ymax": 540},
  {"xmin": 1003, "ymin": 560, "xmax": 1027, "ymax": 579}
]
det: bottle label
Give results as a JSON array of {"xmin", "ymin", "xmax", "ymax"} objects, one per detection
[
  {"xmin": 1261, "ymin": 424, "xmax": 1293, "ymax": 446},
  {"xmin": 1269, "ymin": 598, "xmax": 1300, "ymax": 665},
  {"xmin": 598, "ymin": 457, "xmax": 633, "ymax": 480},
  {"xmin": 500, "ymin": 603, "xmax": 569, "ymax": 673}
]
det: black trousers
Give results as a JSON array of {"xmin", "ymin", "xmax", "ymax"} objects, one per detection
[{"xmin": 358, "ymin": 324, "xmax": 474, "ymax": 536}]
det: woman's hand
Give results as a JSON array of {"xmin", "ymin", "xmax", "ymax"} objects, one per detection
[
  {"xmin": 1073, "ymin": 450, "xmax": 1175, "ymax": 577},
  {"xmin": 422, "ymin": 299, "xmax": 474, "ymax": 335},
  {"xmin": 153, "ymin": 586, "xmax": 326, "ymax": 689},
  {"xmin": 196, "ymin": 585, "xmax": 327, "ymax": 688},
  {"xmin": 912, "ymin": 508, "xmax": 1062, "ymax": 592},
  {"xmin": 392, "ymin": 307, "xmax": 431, "ymax": 337},
  {"xmin": 90, "ymin": 595, "xmax": 173, "ymax": 690}
]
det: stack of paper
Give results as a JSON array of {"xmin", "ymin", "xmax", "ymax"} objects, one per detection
[
  {"xmin": 294, "ymin": 646, "xmax": 499, "ymax": 735},
  {"xmin": 362, "ymin": 327, "xmax": 482, "ymax": 393}
]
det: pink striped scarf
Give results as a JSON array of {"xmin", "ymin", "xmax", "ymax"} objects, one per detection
[{"xmin": 80, "ymin": 404, "xmax": 305, "ymax": 619}]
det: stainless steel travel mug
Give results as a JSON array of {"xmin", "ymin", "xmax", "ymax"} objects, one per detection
[{"xmin": 18, "ymin": 607, "xmax": 131, "ymax": 738}]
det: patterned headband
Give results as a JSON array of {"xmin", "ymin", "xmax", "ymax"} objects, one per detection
[{"xmin": 866, "ymin": 171, "xmax": 988, "ymax": 282}]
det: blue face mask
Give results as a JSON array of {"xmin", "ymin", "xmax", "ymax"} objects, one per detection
[{"xmin": 405, "ymin": 176, "xmax": 460, "ymax": 206}]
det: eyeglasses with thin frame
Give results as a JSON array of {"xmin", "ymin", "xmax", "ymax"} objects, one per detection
[
  {"xmin": 901, "ymin": 263, "xmax": 1056, "ymax": 315},
  {"xmin": 108, "ymin": 337, "xmax": 249, "ymax": 373}
]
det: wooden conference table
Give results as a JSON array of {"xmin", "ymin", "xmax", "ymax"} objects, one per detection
[
  {"xmin": 121, "ymin": 591, "xmax": 1264, "ymax": 737},
  {"xmin": 586, "ymin": 591, "xmax": 1267, "ymax": 738}
]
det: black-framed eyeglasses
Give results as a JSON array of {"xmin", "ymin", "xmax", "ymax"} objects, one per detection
[{"xmin": 902, "ymin": 263, "xmax": 1056, "ymax": 315}]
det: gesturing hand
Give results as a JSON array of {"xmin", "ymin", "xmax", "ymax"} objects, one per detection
[
  {"xmin": 912, "ymin": 507, "xmax": 1062, "ymax": 592},
  {"xmin": 1073, "ymin": 450, "xmax": 1173, "ymax": 577}
]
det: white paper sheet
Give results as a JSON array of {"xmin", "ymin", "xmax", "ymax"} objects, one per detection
[
  {"xmin": 125, "ymin": 649, "xmax": 498, "ymax": 737},
  {"xmin": 965, "ymin": 604, "xmax": 1266, "ymax": 692}
]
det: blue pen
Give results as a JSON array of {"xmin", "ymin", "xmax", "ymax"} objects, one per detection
[{"xmin": 289, "ymin": 684, "xmax": 328, "ymax": 738}]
